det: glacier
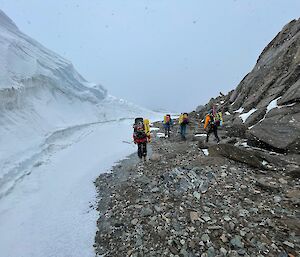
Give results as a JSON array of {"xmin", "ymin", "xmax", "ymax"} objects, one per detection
[
  {"xmin": 0, "ymin": 9, "xmax": 159, "ymax": 257},
  {"xmin": 0, "ymin": 9, "xmax": 155, "ymax": 198}
]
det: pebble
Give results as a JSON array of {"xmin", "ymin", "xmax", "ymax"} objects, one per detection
[
  {"xmin": 151, "ymin": 187, "xmax": 160, "ymax": 193},
  {"xmin": 141, "ymin": 207, "xmax": 153, "ymax": 217},
  {"xmin": 193, "ymin": 191, "xmax": 201, "ymax": 200},
  {"xmin": 224, "ymin": 215, "xmax": 231, "ymax": 221},
  {"xmin": 131, "ymin": 218, "xmax": 138, "ymax": 225},
  {"xmin": 190, "ymin": 211, "xmax": 200, "ymax": 223},
  {"xmin": 279, "ymin": 178, "xmax": 288, "ymax": 184},
  {"xmin": 202, "ymin": 215, "xmax": 211, "ymax": 222},
  {"xmin": 220, "ymin": 234, "xmax": 228, "ymax": 243},
  {"xmin": 220, "ymin": 247, "xmax": 227, "ymax": 256},
  {"xmin": 283, "ymin": 241, "xmax": 294, "ymax": 248},
  {"xmin": 154, "ymin": 205, "xmax": 162, "ymax": 213},
  {"xmin": 201, "ymin": 233, "xmax": 210, "ymax": 242},
  {"xmin": 230, "ymin": 235, "xmax": 244, "ymax": 249}
]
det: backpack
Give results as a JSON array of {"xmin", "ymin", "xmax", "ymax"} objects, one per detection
[
  {"xmin": 133, "ymin": 118, "xmax": 147, "ymax": 139},
  {"xmin": 144, "ymin": 119, "xmax": 151, "ymax": 137},
  {"xmin": 182, "ymin": 113, "xmax": 189, "ymax": 124},
  {"xmin": 214, "ymin": 112, "xmax": 223, "ymax": 127}
]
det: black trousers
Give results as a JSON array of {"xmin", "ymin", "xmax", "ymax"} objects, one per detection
[
  {"xmin": 206, "ymin": 125, "xmax": 220, "ymax": 142},
  {"xmin": 137, "ymin": 142, "xmax": 147, "ymax": 158},
  {"xmin": 165, "ymin": 126, "xmax": 170, "ymax": 137}
]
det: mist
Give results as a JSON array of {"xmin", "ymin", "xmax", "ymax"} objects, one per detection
[{"xmin": 1, "ymin": 0, "xmax": 300, "ymax": 112}]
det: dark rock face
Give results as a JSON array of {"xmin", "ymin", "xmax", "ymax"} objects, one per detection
[
  {"xmin": 226, "ymin": 124, "xmax": 247, "ymax": 138},
  {"xmin": 197, "ymin": 19, "xmax": 300, "ymax": 153},
  {"xmin": 249, "ymin": 105, "xmax": 300, "ymax": 153},
  {"xmin": 232, "ymin": 20, "xmax": 300, "ymax": 153},
  {"xmin": 208, "ymin": 144, "xmax": 266, "ymax": 169},
  {"xmin": 288, "ymin": 168, "xmax": 300, "ymax": 178},
  {"xmin": 208, "ymin": 143, "xmax": 288, "ymax": 170}
]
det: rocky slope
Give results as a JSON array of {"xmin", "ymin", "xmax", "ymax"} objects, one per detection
[
  {"xmin": 94, "ymin": 119, "xmax": 299, "ymax": 257},
  {"xmin": 94, "ymin": 18, "xmax": 300, "ymax": 257},
  {"xmin": 198, "ymin": 19, "xmax": 300, "ymax": 154}
]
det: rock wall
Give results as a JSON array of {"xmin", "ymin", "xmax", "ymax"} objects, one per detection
[{"xmin": 197, "ymin": 19, "xmax": 300, "ymax": 154}]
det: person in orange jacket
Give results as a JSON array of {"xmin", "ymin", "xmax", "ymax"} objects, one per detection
[{"xmin": 204, "ymin": 110, "xmax": 220, "ymax": 143}]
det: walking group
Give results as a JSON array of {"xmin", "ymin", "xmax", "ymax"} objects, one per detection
[{"xmin": 132, "ymin": 107, "xmax": 223, "ymax": 160}]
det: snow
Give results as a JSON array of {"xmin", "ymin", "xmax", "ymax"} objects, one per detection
[
  {"xmin": 248, "ymin": 96, "xmax": 285, "ymax": 129},
  {"xmin": 195, "ymin": 134, "xmax": 207, "ymax": 137},
  {"xmin": 239, "ymin": 108, "xmax": 257, "ymax": 123},
  {"xmin": 150, "ymin": 127, "xmax": 160, "ymax": 131},
  {"xmin": 0, "ymin": 119, "xmax": 161, "ymax": 257},
  {"xmin": 225, "ymin": 111, "xmax": 231, "ymax": 115},
  {"xmin": 0, "ymin": 10, "xmax": 162, "ymax": 257},
  {"xmin": 156, "ymin": 132, "xmax": 166, "ymax": 138},
  {"xmin": 202, "ymin": 149, "xmax": 209, "ymax": 156},
  {"xmin": 234, "ymin": 107, "xmax": 244, "ymax": 113},
  {"xmin": 266, "ymin": 97, "xmax": 281, "ymax": 113},
  {"xmin": 0, "ymin": 10, "xmax": 156, "ymax": 199},
  {"xmin": 240, "ymin": 142, "xmax": 249, "ymax": 148}
]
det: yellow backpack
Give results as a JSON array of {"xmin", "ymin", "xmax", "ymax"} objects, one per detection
[{"xmin": 143, "ymin": 119, "xmax": 150, "ymax": 137}]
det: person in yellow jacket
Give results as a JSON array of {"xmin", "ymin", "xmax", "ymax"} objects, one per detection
[
  {"xmin": 179, "ymin": 113, "xmax": 189, "ymax": 140},
  {"xmin": 204, "ymin": 110, "xmax": 221, "ymax": 143}
]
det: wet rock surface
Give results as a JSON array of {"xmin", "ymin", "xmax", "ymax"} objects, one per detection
[{"xmin": 94, "ymin": 121, "xmax": 300, "ymax": 257}]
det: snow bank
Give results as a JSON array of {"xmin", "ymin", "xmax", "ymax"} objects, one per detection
[
  {"xmin": 0, "ymin": 10, "xmax": 158, "ymax": 199},
  {"xmin": 239, "ymin": 108, "xmax": 257, "ymax": 123},
  {"xmin": 0, "ymin": 120, "xmax": 145, "ymax": 257},
  {"xmin": 0, "ymin": 9, "xmax": 161, "ymax": 257}
]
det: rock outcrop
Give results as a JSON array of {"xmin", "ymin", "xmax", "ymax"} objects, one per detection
[{"xmin": 198, "ymin": 19, "xmax": 300, "ymax": 154}]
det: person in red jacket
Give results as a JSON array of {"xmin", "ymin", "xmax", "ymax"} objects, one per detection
[{"xmin": 133, "ymin": 118, "xmax": 150, "ymax": 160}]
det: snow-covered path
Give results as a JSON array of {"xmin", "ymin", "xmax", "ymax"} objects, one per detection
[{"xmin": 0, "ymin": 119, "xmax": 138, "ymax": 257}]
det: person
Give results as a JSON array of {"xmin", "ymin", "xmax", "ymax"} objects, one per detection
[
  {"xmin": 204, "ymin": 109, "xmax": 222, "ymax": 143},
  {"xmin": 133, "ymin": 118, "xmax": 151, "ymax": 160},
  {"xmin": 163, "ymin": 114, "xmax": 173, "ymax": 137},
  {"xmin": 179, "ymin": 113, "xmax": 189, "ymax": 140}
]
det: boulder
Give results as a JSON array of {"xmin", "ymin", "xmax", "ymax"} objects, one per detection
[
  {"xmin": 226, "ymin": 124, "xmax": 247, "ymax": 138},
  {"xmin": 208, "ymin": 144, "xmax": 266, "ymax": 169},
  {"xmin": 288, "ymin": 168, "xmax": 300, "ymax": 178},
  {"xmin": 248, "ymin": 104, "xmax": 300, "ymax": 153},
  {"xmin": 200, "ymin": 19, "xmax": 300, "ymax": 154}
]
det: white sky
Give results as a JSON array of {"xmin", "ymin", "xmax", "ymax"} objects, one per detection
[{"xmin": 1, "ymin": 0, "xmax": 300, "ymax": 112}]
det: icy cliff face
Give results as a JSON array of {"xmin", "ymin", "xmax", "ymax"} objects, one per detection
[
  {"xmin": 0, "ymin": 10, "xmax": 155, "ymax": 197},
  {"xmin": 0, "ymin": 9, "xmax": 107, "ymax": 101}
]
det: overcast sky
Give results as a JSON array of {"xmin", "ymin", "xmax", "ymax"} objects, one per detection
[{"xmin": 1, "ymin": 1, "xmax": 300, "ymax": 112}]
